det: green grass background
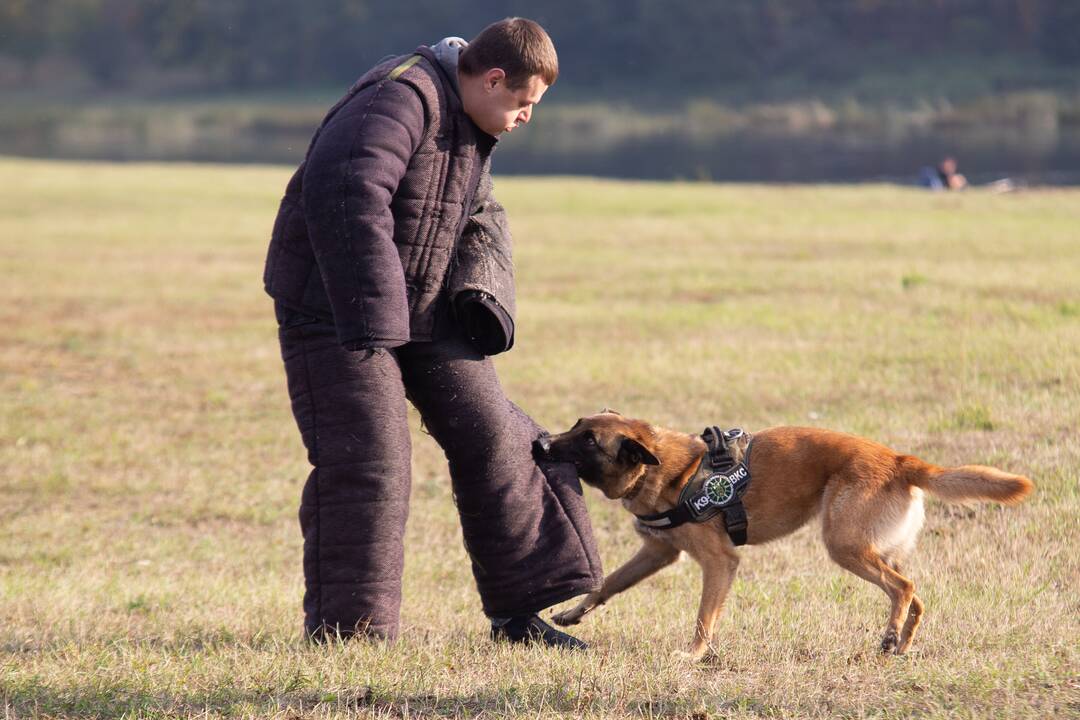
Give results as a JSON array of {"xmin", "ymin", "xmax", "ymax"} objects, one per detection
[{"xmin": 1, "ymin": 158, "xmax": 1077, "ymax": 718}]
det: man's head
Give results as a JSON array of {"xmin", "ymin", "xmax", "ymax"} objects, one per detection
[{"xmin": 458, "ymin": 18, "xmax": 557, "ymax": 137}]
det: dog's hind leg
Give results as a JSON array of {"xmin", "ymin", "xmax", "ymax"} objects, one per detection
[
  {"xmin": 897, "ymin": 592, "xmax": 924, "ymax": 654},
  {"xmin": 882, "ymin": 555, "xmax": 924, "ymax": 653},
  {"xmin": 551, "ymin": 537, "xmax": 680, "ymax": 626},
  {"xmin": 823, "ymin": 479, "xmax": 924, "ymax": 654},
  {"xmin": 826, "ymin": 543, "xmax": 918, "ymax": 655}
]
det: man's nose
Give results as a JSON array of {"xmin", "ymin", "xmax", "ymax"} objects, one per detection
[{"xmin": 518, "ymin": 106, "xmax": 532, "ymax": 125}]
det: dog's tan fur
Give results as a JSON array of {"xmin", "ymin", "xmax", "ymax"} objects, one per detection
[{"xmin": 535, "ymin": 411, "xmax": 1033, "ymax": 660}]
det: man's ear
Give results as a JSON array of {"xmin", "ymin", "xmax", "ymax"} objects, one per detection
[
  {"xmin": 617, "ymin": 436, "xmax": 660, "ymax": 467},
  {"xmin": 483, "ymin": 67, "xmax": 506, "ymax": 90},
  {"xmin": 600, "ymin": 407, "xmax": 622, "ymax": 416}
]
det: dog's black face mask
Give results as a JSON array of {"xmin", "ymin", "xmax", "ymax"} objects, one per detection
[{"xmin": 534, "ymin": 413, "xmax": 659, "ymax": 499}]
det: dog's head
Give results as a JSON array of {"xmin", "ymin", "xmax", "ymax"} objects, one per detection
[{"xmin": 534, "ymin": 410, "xmax": 660, "ymax": 499}]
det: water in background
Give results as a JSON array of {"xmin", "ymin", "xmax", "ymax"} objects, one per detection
[
  {"xmin": 503, "ymin": 126, "xmax": 1080, "ymax": 186},
  {"xmin": 3, "ymin": 104, "xmax": 1078, "ymax": 186}
]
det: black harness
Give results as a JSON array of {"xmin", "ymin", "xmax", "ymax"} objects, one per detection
[{"xmin": 634, "ymin": 427, "xmax": 753, "ymax": 545}]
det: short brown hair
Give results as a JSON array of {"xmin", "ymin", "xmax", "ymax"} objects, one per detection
[{"xmin": 459, "ymin": 18, "xmax": 558, "ymax": 89}]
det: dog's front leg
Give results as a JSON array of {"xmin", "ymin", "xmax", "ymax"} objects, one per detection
[
  {"xmin": 552, "ymin": 537, "xmax": 681, "ymax": 626},
  {"xmin": 684, "ymin": 545, "xmax": 740, "ymax": 661}
]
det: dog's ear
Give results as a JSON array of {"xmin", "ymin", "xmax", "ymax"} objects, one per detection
[
  {"xmin": 600, "ymin": 407, "xmax": 622, "ymax": 416},
  {"xmin": 617, "ymin": 436, "xmax": 660, "ymax": 466}
]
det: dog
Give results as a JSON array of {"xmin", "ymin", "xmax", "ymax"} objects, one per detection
[{"xmin": 534, "ymin": 410, "xmax": 1033, "ymax": 659}]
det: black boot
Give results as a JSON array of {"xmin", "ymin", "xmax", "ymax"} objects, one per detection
[{"xmin": 490, "ymin": 614, "xmax": 588, "ymax": 650}]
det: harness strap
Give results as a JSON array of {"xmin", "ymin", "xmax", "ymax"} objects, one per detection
[
  {"xmin": 722, "ymin": 503, "xmax": 748, "ymax": 546},
  {"xmin": 636, "ymin": 502, "xmax": 693, "ymax": 530}
]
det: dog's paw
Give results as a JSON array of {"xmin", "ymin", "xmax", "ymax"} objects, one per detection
[
  {"xmin": 551, "ymin": 608, "xmax": 585, "ymax": 626},
  {"xmin": 673, "ymin": 643, "xmax": 709, "ymax": 662},
  {"xmin": 880, "ymin": 629, "xmax": 899, "ymax": 655}
]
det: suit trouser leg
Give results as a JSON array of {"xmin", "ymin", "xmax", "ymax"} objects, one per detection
[
  {"xmin": 397, "ymin": 331, "xmax": 603, "ymax": 618},
  {"xmin": 279, "ymin": 318, "xmax": 411, "ymax": 639}
]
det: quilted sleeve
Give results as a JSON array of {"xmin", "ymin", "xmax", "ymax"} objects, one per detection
[{"xmin": 302, "ymin": 79, "xmax": 425, "ymax": 349}]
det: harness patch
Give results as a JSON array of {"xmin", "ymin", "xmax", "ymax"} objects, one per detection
[{"xmin": 703, "ymin": 465, "xmax": 747, "ymax": 507}]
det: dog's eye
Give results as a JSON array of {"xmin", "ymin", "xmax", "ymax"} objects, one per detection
[{"xmin": 583, "ymin": 433, "xmax": 597, "ymax": 446}]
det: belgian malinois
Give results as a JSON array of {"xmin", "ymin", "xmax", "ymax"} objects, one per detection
[{"xmin": 534, "ymin": 411, "xmax": 1033, "ymax": 659}]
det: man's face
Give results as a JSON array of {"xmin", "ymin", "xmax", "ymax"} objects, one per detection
[{"xmin": 463, "ymin": 70, "xmax": 548, "ymax": 137}]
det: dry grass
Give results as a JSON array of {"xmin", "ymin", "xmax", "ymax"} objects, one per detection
[{"xmin": 1, "ymin": 158, "xmax": 1078, "ymax": 718}]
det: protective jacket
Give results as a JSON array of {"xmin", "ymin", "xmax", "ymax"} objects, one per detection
[{"xmin": 263, "ymin": 45, "xmax": 516, "ymax": 352}]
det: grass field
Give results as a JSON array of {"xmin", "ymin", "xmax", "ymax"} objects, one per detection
[{"xmin": 1, "ymin": 157, "xmax": 1078, "ymax": 718}]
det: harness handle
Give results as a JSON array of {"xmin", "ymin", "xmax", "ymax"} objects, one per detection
[{"xmin": 703, "ymin": 425, "xmax": 737, "ymax": 471}]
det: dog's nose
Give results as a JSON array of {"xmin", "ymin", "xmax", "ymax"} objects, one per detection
[{"xmin": 533, "ymin": 436, "xmax": 552, "ymax": 457}]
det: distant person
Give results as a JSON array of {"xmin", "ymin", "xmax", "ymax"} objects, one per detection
[
  {"xmin": 919, "ymin": 156, "xmax": 967, "ymax": 190},
  {"xmin": 263, "ymin": 18, "xmax": 601, "ymax": 648}
]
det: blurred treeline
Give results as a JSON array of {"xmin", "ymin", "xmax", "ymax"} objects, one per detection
[{"xmin": 2, "ymin": 0, "xmax": 1079, "ymax": 100}]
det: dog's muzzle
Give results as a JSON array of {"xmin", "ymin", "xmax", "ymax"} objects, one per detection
[{"xmin": 532, "ymin": 435, "xmax": 553, "ymax": 459}]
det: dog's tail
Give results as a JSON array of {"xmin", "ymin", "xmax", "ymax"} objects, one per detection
[{"xmin": 902, "ymin": 456, "xmax": 1033, "ymax": 505}]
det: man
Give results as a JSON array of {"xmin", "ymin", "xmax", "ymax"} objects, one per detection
[
  {"xmin": 263, "ymin": 18, "xmax": 602, "ymax": 648},
  {"xmin": 936, "ymin": 156, "xmax": 968, "ymax": 190},
  {"xmin": 918, "ymin": 155, "xmax": 968, "ymax": 191}
]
